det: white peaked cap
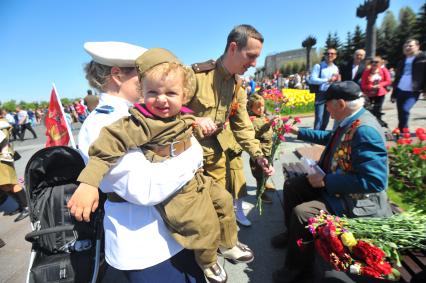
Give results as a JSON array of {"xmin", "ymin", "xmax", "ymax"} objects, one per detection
[{"xmin": 84, "ymin": 41, "xmax": 148, "ymax": 67}]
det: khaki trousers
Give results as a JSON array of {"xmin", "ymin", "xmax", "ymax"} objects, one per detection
[
  {"xmin": 226, "ymin": 151, "xmax": 247, "ymax": 199},
  {"xmin": 157, "ymin": 172, "xmax": 237, "ymax": 268}
]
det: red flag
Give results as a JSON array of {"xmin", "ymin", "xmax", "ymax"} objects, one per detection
[{"xmin": 45, "ymin": 87, "xmax": 70, "ymax": 147}]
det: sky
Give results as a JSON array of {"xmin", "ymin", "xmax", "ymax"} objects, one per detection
[{"xmin": 0, "ymin": 0, "xmax": 424, "ymax": 102}]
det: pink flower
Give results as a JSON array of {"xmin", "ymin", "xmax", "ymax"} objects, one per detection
[
  {"xmin": 281, "ymin": 117, "xmax": 289, "ymax": 123},
  {"xmin": 294, "ymin": 117, "xmax": 301, "ymax": 124},
  {"xmin": 271, "ymin": 120, "xmax": 277, "ymax": 127},
  {"xmin": 278, "ymin": 135, "xmax": 286, "ymax": 142},
  {"xmin": 284, "ymin": 124, "xmax": 292, "ymax": 133}
]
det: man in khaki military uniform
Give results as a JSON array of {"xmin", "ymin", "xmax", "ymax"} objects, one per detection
[{"xmin": 187, "ymin": 24, "xmax": 274, "ymax": 190}]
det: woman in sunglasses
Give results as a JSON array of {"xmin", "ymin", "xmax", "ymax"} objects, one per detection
[{"xmin": 361, "ymin": 56, "xmax": 391, "ymax": 127}]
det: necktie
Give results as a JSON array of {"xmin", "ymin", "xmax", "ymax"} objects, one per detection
[{"xmin": 320, "ymin": 126, "xmax": 345, "ymax": 173}]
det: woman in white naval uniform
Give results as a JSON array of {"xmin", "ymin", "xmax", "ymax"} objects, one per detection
[{"xmin": 67, "ymin": 42, "xmax": 205, "ymax": 282}]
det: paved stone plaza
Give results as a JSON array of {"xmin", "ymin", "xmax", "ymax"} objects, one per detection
[{"xmin": 0, "ymin": 98, "xmax": 424, "ymax": 283}]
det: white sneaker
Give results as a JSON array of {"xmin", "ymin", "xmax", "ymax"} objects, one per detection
[
  {"xmin": 233, "ymin": 199, "xmax": 253, "ymax": 211},
  {"xmin": 219, "ymin": 241, "xmax": 254, "ymax": 264},
  {"xmin": 235, "ymin": 208, "xmax": 251, "ymax": 227},
  {"xmin": 203, "ymin": 262, "xmax": 227, "ymax": 283}
]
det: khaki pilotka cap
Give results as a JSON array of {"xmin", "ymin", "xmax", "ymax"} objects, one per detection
[{"xmin": 135, "ymin": 48, "xmax": 182, "ymax": 77}]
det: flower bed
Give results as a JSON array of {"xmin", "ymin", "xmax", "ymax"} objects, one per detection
[
  {"xmin": 388, "ymin": 128, "xmax": 426, "ymax": 211},
  {"xmin": 263, "ymin": 88, "xmax": 314, "ymax": 115}
]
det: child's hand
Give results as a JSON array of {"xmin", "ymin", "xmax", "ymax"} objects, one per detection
[
  {"xmin": 195, "ymin": 117, "xmax": 218, "ymax": 136},
  {"xmin": 67, "ymin": 183, "xmax": 99, "ymax": 222},
  {"xmin": 256, "ymin": 156, "xmax": 275, "ymax": 176}
]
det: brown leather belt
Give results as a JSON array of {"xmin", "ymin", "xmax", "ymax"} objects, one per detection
[
  {"xmin": 107, "ymin": 137, "xmax": 192, "ymax": 203},
  {"xmin": 150, "ymin": 137, "xmax": 192, "ymax": 158}
]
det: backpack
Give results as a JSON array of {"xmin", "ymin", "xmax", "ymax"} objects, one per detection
[
  {"xmin": 308, "ymin": 64, "xmax": 323, "ymax": 93},
  {"xmin": 24, "ymin": 146, "xmax": 104, "ymax": 283}
]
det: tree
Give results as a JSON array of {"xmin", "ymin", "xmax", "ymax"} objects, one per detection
[
  {"xmin": 341, "ymin": 31, "xmax": 354, "ymax": 63},
  {"xmin": 414, "ymin": 3, "xmax": 426, "ymax": 50},
  {"xmin": 324, "ymin": 32, "xmax": 334, "ymax": 49},
  {"xmin": 291, "ymin": 62, "xmax": 300, "ymax": 74},
  {"xmin": 302, "ymin": 35, "xmax": 317, "ymax": 71},
  {"xmin": 377, "ymin": 11, "xmax": 397, "ymax": 60},
  {"xmin": 352, "ymin": 25, "xmax": 365, "ymax": 51}
]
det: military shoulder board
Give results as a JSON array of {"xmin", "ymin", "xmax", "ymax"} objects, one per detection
[
  {"xmin": 95, "ymin": 105, "xmax": 114, "ymax": 114},
  {"xmin": 191, "ymin": 59, "xmax": 216, "ymax": 73}
]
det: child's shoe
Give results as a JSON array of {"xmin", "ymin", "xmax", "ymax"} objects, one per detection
[
  {"xmin": 219, "ymin": 241, "xmax": 254, "ymax": 264},
  {"xmin": 203, "ymin": 262, "xmax": 227, "ymax": 283}
]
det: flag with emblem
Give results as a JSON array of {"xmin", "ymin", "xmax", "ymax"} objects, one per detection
[{"xmin": 45, "ymin": 85, "xmax": 76, "ymax": 148}]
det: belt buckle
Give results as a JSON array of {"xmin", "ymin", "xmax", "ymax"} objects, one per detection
[{"xmin": 170, "ymin": 141, "xmax": 180, "ymax": 157}]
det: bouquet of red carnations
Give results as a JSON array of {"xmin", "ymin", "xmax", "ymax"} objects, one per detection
[{"xmin": 306, "ymin": 211, "xmax": 400, "ymax": 280}]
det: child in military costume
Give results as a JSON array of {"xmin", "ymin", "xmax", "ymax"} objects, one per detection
[
  {"xmin": 247, "ymin": 94, "xmax": 275, "ymax": 203},
  {"xmin": 76, "ymin": 48, "xmax": 253, "ymax": 283}
]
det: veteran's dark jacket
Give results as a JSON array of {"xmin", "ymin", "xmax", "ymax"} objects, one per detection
[
  {"xmin": 297, "ymin": 108, "xmax": 392, "ymax": 218},
  {"xmin": 392, "ymin": 51, "xmax": 426, "ymax": 95}
]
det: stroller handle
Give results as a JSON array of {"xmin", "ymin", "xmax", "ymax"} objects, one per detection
[{"xmin": 25, "ymin": 225, "xmax": 75, "ymax": 243}]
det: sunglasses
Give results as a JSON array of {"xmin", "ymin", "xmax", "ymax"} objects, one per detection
[
  {"xmin": 371, "ymin": 61, "xmax": 380, "ymax": 64},
  {"xmin": 325, "ymin": 52, "xmax": 336, "ymax": 55}
]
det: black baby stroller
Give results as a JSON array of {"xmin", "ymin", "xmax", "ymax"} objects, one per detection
[{"xmin": 24, "ymin": 146, "xmax": 104, "ymax": 283}]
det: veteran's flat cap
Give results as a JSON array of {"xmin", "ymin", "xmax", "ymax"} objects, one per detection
[
  {"xmin": 325, "ymin": 81, "xmax": 363, "ymax": 101},
  {"xmin": 84, "ymin": 41, "xmax": 147, "ymax": 67},
  {"xmin": 135, "ymin": 48, "xmax": 182, "ymax": 76}
]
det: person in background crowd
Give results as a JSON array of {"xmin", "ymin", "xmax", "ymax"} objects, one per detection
[
  {"xmin": 308, "ymin": 48, "xmax": 341, "ymax": 130},
  {"xmin": 249, "ymin": 76, "xmax": 256, "ymax": 95},
  {"xmin": 391, "ymin": 39, "xmax": 426, "ymax": 131},
  {"xmin": 361, "ymin": 55, "xmax": 391, "ymax": 127},
  {"xmin": 27, "ymin": 108, "xmax": 36, "ymax": 127},
  {"xmin": 83, "ymin": 89, "xmax": 99, "ymax": 113},
  {"xmin": 271, "ymin": 81, "xmax": 392, "ymax": 283},
  {"xmin": 73, "ymin": 100, "xmax": 87, "ymax": 123},
  {"xmin": 341, "ymin": 49, "xmax": 366, "ymax": 85},
  {"xmin": 0, "ymin": 108, "xmax": 29, "ymax": 222},
  {"xmin": 2, "ymin": 109, "xmax": 18, "ymax": 140},
  {"xmin": 15, "ymin": 105, "xmax": 37, "ymax": 140}
]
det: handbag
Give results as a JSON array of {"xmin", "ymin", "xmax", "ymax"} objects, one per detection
[{"xmin": 13, "ymin": 151, "xmax": 21, "ymax": 161}]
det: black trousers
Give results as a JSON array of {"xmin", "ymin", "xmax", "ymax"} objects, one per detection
[
  {"xmin": 283, "ymin": 175, "xmax": 330, "ymax": 269},
  {"xmin": 19, "ymin": 123, "xmax": 37, "ymax": 140}
]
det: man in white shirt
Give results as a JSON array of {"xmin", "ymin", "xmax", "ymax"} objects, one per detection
[
  {"xmin": 308, "ymin": 48, "xmax": 341, "ymax": 130},
  {"xmin": 15, "ymin": 106, "xmax": 37, "ymax": 140},
  {"xmin": 391, "ymin": 39, "xmax": 426, "ymax": 131}
]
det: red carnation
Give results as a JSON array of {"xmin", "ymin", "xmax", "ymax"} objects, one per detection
[
  {"xmin": 419, "ymin": 134, "xmax": 426, "ymax": 141},
  {"xmin": 403, "ymin": 133, "xmax": 411, "ymax": 138},
  {"xmin": 403, "ymin": 128, "xmax": 410, "ymax": 133},
  {"xmin": 361, "ymin": 266, "xmax": 382, "ymax": 278},
  {"xmin": 328, "ymin": 235, "xmax": 345, "ymax": 257},
  {"xmin": 374, "ymin": 261, "xmax": 393, "ymax": 275},
  {"xmin": 352, "ymin": 241, "xmax": 385, "ymax": 265},
  {"xmin": 315, "ymin": 239, "xmax": 331, "ymax": 262},
  {"xmin": 415, "ymin": 128, "xmax": 425, "ymax": 136}
]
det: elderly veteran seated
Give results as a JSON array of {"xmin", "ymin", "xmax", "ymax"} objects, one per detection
[{"xmin": 271, "ymin": 81, "xmax": 393, "ymax": 283}]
